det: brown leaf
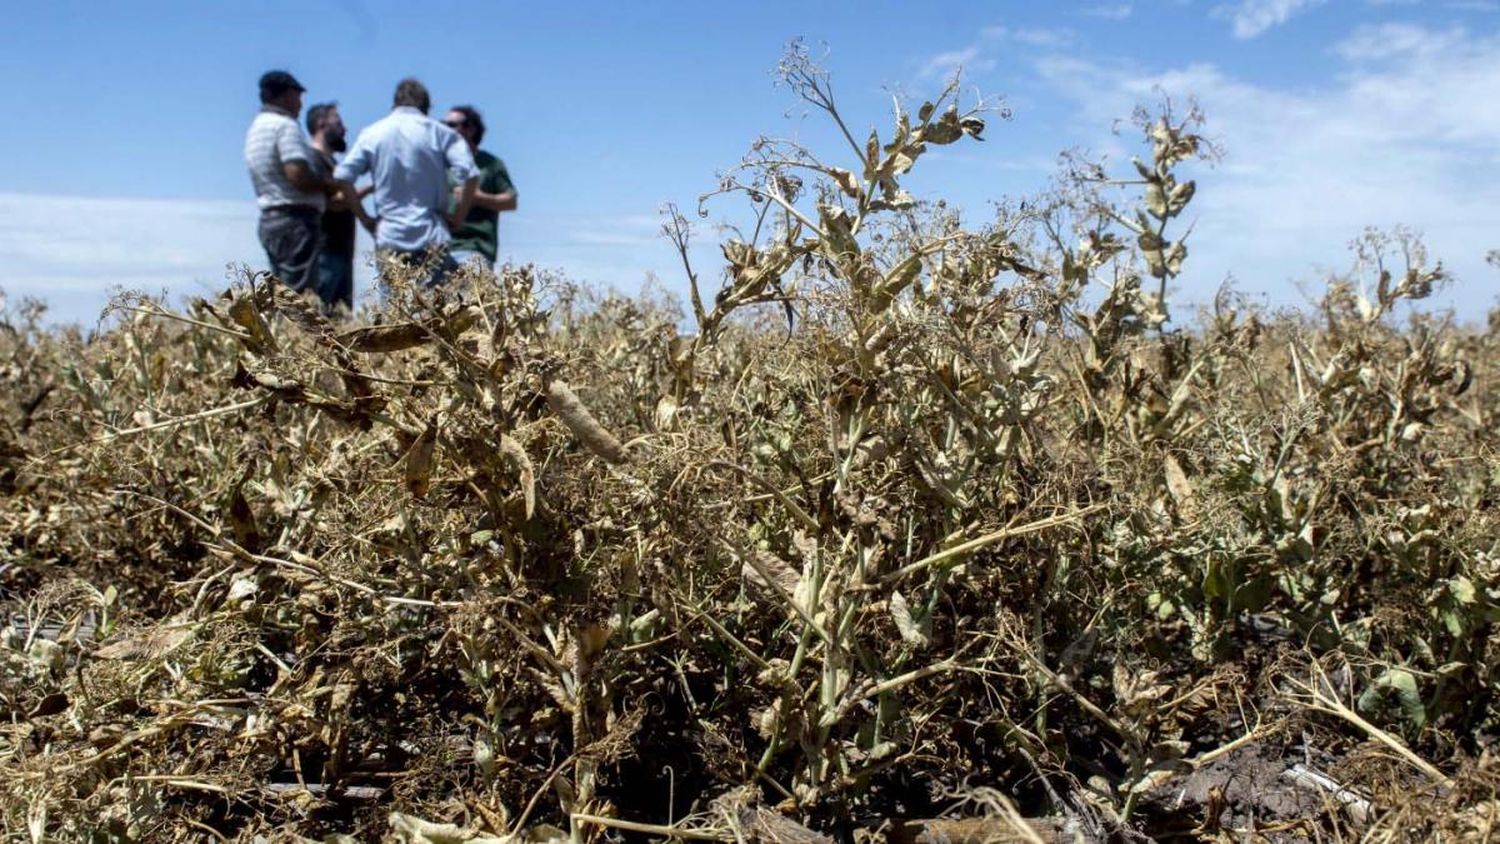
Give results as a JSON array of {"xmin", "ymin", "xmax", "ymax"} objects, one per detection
[
  {"xmin": 404, "ymin": 418, "xmax": 438, "ymax": 498},
  {"xmin": 742, "ymin": 547, "xmax": 800, "ymax": 596},
  {"xmin": 228, "ymin": 472, "xmax": 262, "ymax": 552},
  {"xmin": 95, "ymin": 626, "xmax": 194, "ymax": 661},
  {"xmin": 27, "ymin": 692, "xmax": 69, "ymax": 719},
  {"xmin": 829, "ymin": 167, "xmax": 862, "ymax": 199},
  {"xmin": 1163, "ymin": 453, "xmax": 1196, "ymax": 518},
  {"xmin": 227, "ymin": 294, "xmax": 276, "ymax": 354}
]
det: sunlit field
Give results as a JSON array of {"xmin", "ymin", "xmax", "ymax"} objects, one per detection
[{"xmin": 3, "ymin": 48, "xmax": 1497, "ymax": 842}]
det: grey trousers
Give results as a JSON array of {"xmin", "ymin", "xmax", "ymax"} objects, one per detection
[{"xmin": 258, "ymin": 207, "xmax": 321, "ymax": 295}]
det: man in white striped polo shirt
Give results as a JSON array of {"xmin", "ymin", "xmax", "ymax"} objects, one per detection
[{"xmin": 244, "ymin": 71, "xmax": 338, "ymax": 296}]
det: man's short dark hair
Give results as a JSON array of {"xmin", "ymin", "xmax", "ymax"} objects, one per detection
[
  {"xmin": 306, "ymin": 102, "xmax": 338, "ymax": 134},
  {"xmin": 259, "ymin": 70, "xmax": 305, "ymax": 104},
  {"xmin": 449, "ymin": 105, "xmax": 485, "ymax": 145},
  {"xmin": 393, "ymin": 78, "xmax": 431, "ymax": 114}
]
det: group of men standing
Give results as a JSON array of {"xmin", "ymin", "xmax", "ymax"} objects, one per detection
[{"xmin": 243, "ymin": 70, "xmax": 517, "ymax": 311}]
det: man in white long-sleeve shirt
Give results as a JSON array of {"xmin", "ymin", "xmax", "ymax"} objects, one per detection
[{"xmin": 334, "ymin": 78, "xmax": 478, "ymax": 288}]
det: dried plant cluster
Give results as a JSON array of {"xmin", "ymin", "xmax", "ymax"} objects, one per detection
[{"xmin": 2, "ymin": 49, "xmax": 1499, "ymax": 843}]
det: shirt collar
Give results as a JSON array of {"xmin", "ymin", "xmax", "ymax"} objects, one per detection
[
  {"xmin": 260, "ymin": 104, "xmax": 296, "ymax": 119},
  {"xmin": 393, "ymin": 106, "xmax": 426, "ymax": 117}
]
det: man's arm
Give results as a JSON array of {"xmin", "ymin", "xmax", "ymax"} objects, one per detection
[
  {"xmin": 283, "ymin": 160, "xmax": 334, "ymax": 196},
  {"xmin": 468, "ymin": 189, "xmax": 517, "ymax": 213},
  {"xmin": 335, "ymin": 179, "xmax": 379, "ymax": 234},
  {"xmin": 333, "ymin": 133, "xmax": 377, "ymax": 231},
  {"xmin": 278, "ymin": 122, "xmax": 333, "ymax": 197},
  {"xmin": 333, "ymin": 132, "xmax": 373, "ymax": 184},
  {"xmin": 449, "ymin": 176, "xmax": 478, "ymax": 230},
  {"xmin": 469, "ymin": 160, "xmax": 517, "ymax": 212},
  {"xmin": 440, "ymin": 127, "xmax": 479, "ymax": 229}
]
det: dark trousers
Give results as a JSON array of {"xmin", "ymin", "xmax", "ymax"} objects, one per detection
[
  {"xmin": 258, "ymin": 207, "xmax": 321, "ymax": 296},
  {"xmin": 316, "ymin": 250, "xmax": 356, "ymax": 311},
  {"xmin": 377, "ymin": 245, "xmax": 458, "ymax": 291}
]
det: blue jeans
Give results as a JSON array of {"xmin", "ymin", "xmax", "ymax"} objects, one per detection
[
  {"xmin": 258, "ymin": 207, "xmax": 320, "ymax": 294},
  {"xmin": 378, "ymin": 246, "xmax": 458, "ymax": 290},
  {"xmin": 315, "ymin": 251, "xmax": 355, "ymax": 311},
  {"xmin": 450, "ymin": 249, "xmax": 494, "ymax": 273}
]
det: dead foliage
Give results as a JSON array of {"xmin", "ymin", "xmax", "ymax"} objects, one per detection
[{"xmin": 1, "ymin": 45, "xmax": 1497, "ymax": 843}]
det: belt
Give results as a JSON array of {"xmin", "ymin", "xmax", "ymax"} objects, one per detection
[{"xmin": 261, "ymin": 204, "xmax": 320, "ymax": 215}]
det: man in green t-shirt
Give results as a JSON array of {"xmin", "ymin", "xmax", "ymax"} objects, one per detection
[{"xmin": 443, "ymin": 105, "xmax": 517, "ymax": 270}]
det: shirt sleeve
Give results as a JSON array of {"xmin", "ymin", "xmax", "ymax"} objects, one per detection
[
  {"xmin": 443, "ymin": 128, "xmax": 479, "ymax": 183},
  {"xmin": 334, "ymin": 131, "xmax": 372, "ymax": 182},
  {"xmin": 489, "ymin": 158, "xmax": 516, "ymax": 196},
  {"xmin": 275, "ymin": 120, "xmax": 311, "ymax": 165}
]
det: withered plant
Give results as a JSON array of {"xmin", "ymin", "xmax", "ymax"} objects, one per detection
[{"xmin": 1, "ymin": 44, "xmax": 1497, "ymax": 843}]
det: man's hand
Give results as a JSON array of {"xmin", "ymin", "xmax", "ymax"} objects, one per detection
[{"xmin": 334, "ymin": 178, "xmax": 377, "ymax": 235}]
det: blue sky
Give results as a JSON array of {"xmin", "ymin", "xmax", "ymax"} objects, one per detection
[{"xmin": 1, "ymin": 0, "xmax": 1497, "ymax": 323}]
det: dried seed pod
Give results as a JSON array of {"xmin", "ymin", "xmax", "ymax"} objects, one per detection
[
  {"xmin": 546, "ymin": 379, "xmax": 629, "ymax": 464},
  {"xmin": 339, "ymin": 322, "xmax": 428, "ymax": 352},
  {"xmin": 498, "ymin": 434, "xmax": 536, "ymax": 518},
  {"xmin": 889, "ymin": 590, "xmax": 930, "ymax": 647},
  {"xmin": 338, "ymin": 306, "xmax": 481, "ymax": 353}
]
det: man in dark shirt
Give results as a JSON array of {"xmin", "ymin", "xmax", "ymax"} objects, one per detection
[
  {"xmin": 306, "ymin": 102, "xmax": 372, "ymax": 311},
  {"xmin": 443, "ymin": 105, "xmax": 517, "ymax": 270}
]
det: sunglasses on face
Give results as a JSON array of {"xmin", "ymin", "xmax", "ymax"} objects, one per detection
[{"xmin": 445, "ymin": 119, "xmax": 467, "ymax": 130}]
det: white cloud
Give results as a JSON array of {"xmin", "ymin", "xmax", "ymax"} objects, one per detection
[
  {"xmin": 540, "ymin": 214, "xmax": 664, "ymax": 248},
  {"xmin": 1218, "ymin": 0, "xmax": 1327, "ymax": 39},
  {"xmin": 1334, "ymin": 22, "xmax": 1466, "ymax": 61},
  {"xmin": 0, "ymin": 193, "xmax": 267, "ymax": 324},
  {"xmin": 981, "ymin": 25, "xmax": 1076, "ymax": 47},
  {"xmin": 1011, "ymin": 28, "xmax": 1075, "ymax": 47},
  {"xmin": 1030, "ymin": 24, "xmax": 1500, "ymax": 314},
  {"xmin": 1082, "ymin": 3, "xmax": 1134, "ymax": 20},
  {"xmin": 919, "ymin": 47, "xmax": 995, "ymax": 80}
]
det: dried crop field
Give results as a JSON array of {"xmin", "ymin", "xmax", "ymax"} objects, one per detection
[{"xmin": 3, "ymin": 52, "xmax": 1498, "ymax": 842}]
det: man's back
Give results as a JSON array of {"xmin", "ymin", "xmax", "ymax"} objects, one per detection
[{"xmin": 336, "ymin": 107, "xmax": 475, "ymax": 252}]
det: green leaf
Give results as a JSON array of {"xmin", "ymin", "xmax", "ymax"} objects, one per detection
[
  {"xmin": 1448, "ymin": 575, "xmax": 1477, "ymax": 605},
  {"xmin": 1233, "ymin": 573, "xmax": 1274, "ymax": 613},
  {"xmin": 1357, "ymin": 668, "xmax": 1426, "ymax": 728}
]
